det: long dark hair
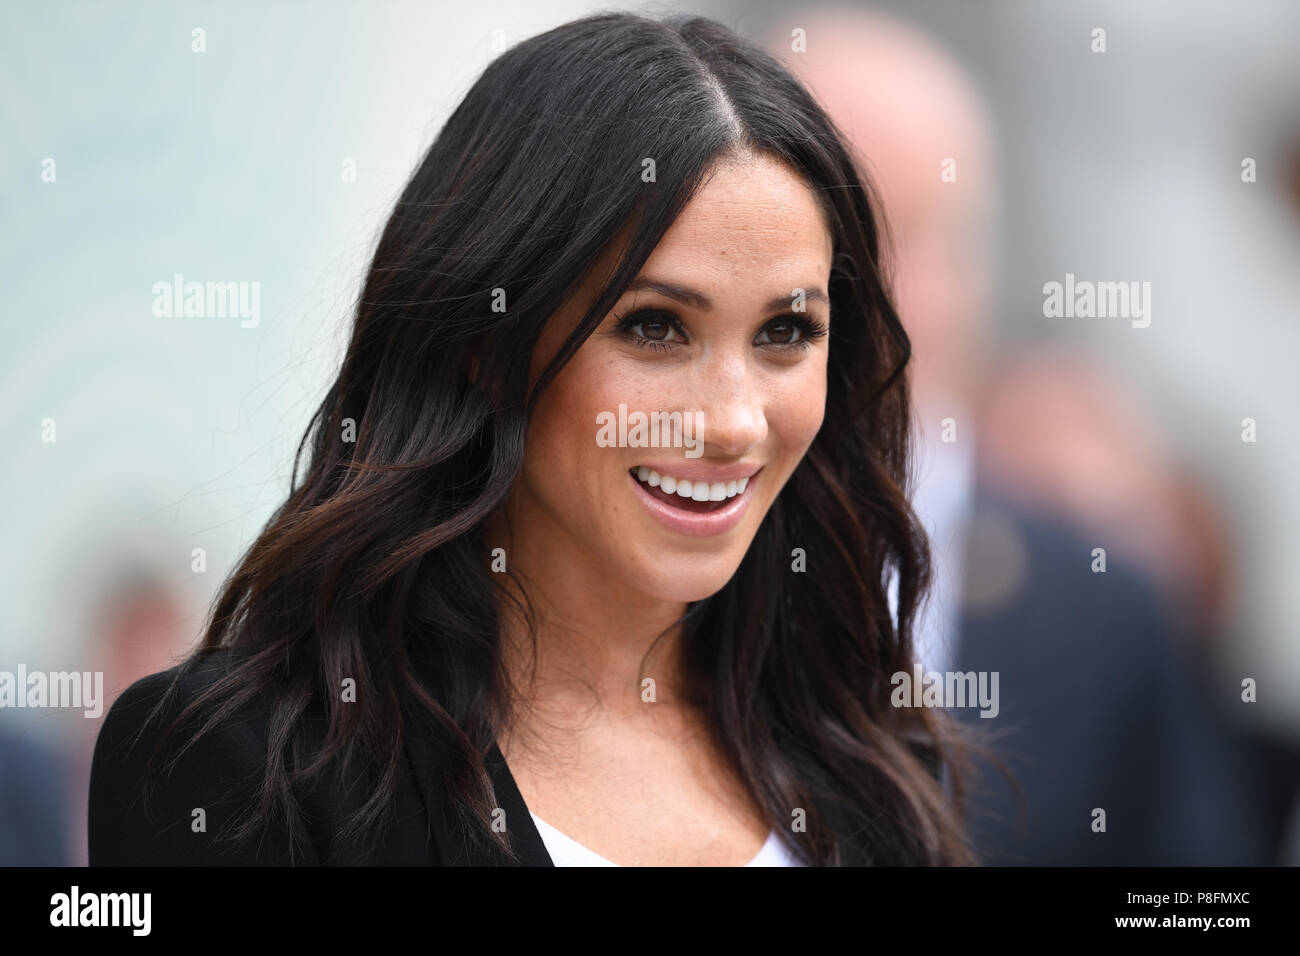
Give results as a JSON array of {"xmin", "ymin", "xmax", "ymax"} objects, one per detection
[{"xmin": 143, "ymin": 10, "xmax": 976, "ymax": 866}]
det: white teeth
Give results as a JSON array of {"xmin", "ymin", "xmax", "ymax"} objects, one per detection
[{"xmin": 632, "ymin": 468, "xmax": 752, "ymax": 502}]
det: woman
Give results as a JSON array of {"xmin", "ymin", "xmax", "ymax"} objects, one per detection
[{"xmin": 89, "ymin": 10, "xmax": 975, "ymax": 866}]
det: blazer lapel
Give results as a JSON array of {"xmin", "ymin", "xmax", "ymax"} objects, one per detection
[
  {"xmin": 400, "ymin": 709, "xmax": 553, "ymax": 866},
  {"xmin": 484, "ymin": 741, "xmax": 554, "ymax": 866}
]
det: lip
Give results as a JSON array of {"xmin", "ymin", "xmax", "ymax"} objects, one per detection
[{"xmin": 628, "ymin": 466, "xmax": 761, "ymax": 538}]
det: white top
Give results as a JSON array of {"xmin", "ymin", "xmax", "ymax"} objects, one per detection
[{"xmin": 530, "ymin": 811, "xmax": 804, "ymax": 866}]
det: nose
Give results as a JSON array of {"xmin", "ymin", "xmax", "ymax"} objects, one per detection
[{"xmin": 692, "ymin": 349, "xmax": 767, "ymax": 457}]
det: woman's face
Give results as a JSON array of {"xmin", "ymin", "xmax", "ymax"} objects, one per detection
[{"xmin": 506, "ymin": 152, "xmax": 833, "ymax": 606}]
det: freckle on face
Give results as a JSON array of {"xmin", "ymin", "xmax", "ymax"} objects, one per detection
[{"xmin": 509, "ymin": 153, "xmax": 833, "ymax": 606}]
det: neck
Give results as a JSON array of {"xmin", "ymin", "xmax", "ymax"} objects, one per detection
[{"xmin": 486, "ymin": 500, "xmax": 696, "ymax": 741}]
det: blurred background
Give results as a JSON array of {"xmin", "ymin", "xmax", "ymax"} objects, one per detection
[{"xmin": 2, "ymin": 0, "xmax": 1297, "ymax": 865}]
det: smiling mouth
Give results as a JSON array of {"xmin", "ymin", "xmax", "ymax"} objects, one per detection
[{"xmin": 627, "ymin": 466, "xmax": 753, "ymax": 514}]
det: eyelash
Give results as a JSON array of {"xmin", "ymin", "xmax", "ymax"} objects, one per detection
[{"xmin": 613, "ymin": 308, "xmax": 829, "ymax": 353}]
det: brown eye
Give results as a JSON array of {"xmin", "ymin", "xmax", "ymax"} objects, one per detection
[
  {"xmin": 639, "ymin": 316, "xmax": 673, "ymax": 341},
  {"xmin": 754, "ymin": 315, "xmax": 827, "ymax": 352},
  {"xmin": 615, "ymin": 309, "xmax": 686, "ymax": 350},
  {"xmin": 757, "ymin": 320, "xmax": 800, "ymax": 345}
]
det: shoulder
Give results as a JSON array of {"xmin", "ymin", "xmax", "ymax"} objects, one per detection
[
  {"xmin": 89, "ymin": 648, "xmax": 319, "ymax": 865},
  {"xmin": 92, "ymin": 649, "xmax": 254, "ymax": 779},
  {"xmin": 95, "ymin": 649, "xmax": 242, "ymax": 741}
]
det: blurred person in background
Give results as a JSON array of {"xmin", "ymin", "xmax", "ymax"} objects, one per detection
[
  {"xmin": 0, "ymin": 724, "xmax": 70, "ymax": 865},
  {"xmin": 775, "ymin": 4, "xmax": 1276, "ymax": 863},
  {"xmin": 4, "ymin": 518, "xmax": 199, "ymax": 865},
  {"xmin": 67, "ymin": 552, "xmax": 197, "ymax": 864},
  {"xmin": 974, "ymin": 345, "xmax": 1234, "ymax": 654}
]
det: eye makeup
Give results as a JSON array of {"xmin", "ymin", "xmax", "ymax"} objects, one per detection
[{"xmin": 612, "ymin": 307, "xmax": 828, "ymax": 353}]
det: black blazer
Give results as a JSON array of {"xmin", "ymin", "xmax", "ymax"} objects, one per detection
[{"xmin": 89, "ymin": 649, "xmax": 930, "ymax": 866}]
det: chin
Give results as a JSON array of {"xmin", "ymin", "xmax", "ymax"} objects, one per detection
[{"xmin": 626, "ymin": 548, "xmax": 751, "ymax": 605}]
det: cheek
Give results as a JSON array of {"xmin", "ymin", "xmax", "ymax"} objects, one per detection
[
  {"xmin": 523, "ymin": 368, "xmax": 597, "ymax": 492},
  {"xmin": 520, "ymin": 352, "xmax": 639, "ymax": 503},
  {"xmin": 769, "ymin": 359, "xmax": 828, "ymax": 459},
  {"xmin": 530, "ymin": 351, "xmax": 667, "ymax": 452}
]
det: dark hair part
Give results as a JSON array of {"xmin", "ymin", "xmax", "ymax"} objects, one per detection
[{"xmin": 143, "ymin": 10, "xmax": 977, "ymax": 865}]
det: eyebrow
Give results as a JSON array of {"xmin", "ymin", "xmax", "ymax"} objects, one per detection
[{"xmin": 624, "ymin": 277, "xmax": 829, "ymax": 313}]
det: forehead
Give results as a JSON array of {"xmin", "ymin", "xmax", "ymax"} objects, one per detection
[{"xmin": 642, "ymin": 154, "xmax": 834, "ymax": 282}]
